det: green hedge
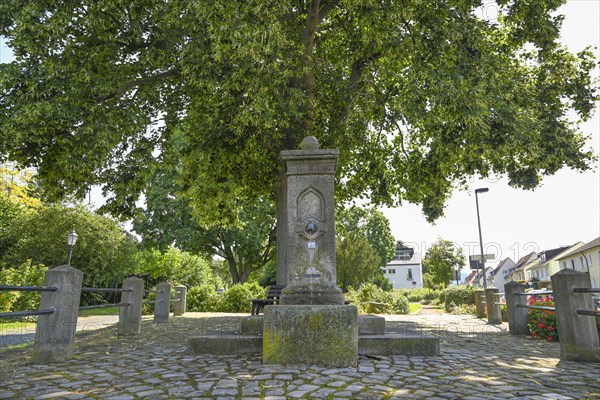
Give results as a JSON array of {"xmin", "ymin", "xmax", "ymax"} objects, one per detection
[
  {"xmin": 442, "ymin": 285, "xmax": 475, "ymax": 313},
  {"xmin": 346, "ymin": 284, "xmax": 409, "ymax": 315},
  {"xmin": 0, "ymin": 262, "xmax": 47, "ymax": 314},
  {"xmin": 396, "ymin": 288, "xmax": 442, "ymax": 304},
  {"xmin": 186, "ymin": 282, "xmax": 266, "ymax": 313}
]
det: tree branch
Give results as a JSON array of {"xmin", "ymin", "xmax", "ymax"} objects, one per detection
[
  {"xmin": 319, "ymin": 0, "xmax": 341, "ymax": 23},
  {"xmin": 304, "ymin": 0, "xmax": 321, "ymax": 132},
  {"xmin": 100, "ymin": 68, "xmax": 179, "ymax": 102}
]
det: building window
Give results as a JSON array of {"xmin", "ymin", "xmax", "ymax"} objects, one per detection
[
  {"xmin": 395, "ymin": 247, "xmax": 414, "ymax": 261},
  {"xmin": 589, "ymin": 254, "xmax": 593, "ymax": 267},
  {"xmin": 571, "ymin": 259, "xmax": 575, "ymax": 269},
  {"xmin": 407, "ymin": 268, "xmax": 413, "ymax": 280},
  {"xmin": 388, "ymin": 269, "xmax": 395, "ymax": 274},
  {"xmin": 562, "ymin": 261, "xmax": 567, "ymax": 270},
  {"xmin": 580, "ymin": 256, "xmax": 584, "ymax": 270},
  {"xmin": 597, "ymin": 251, "xmax": 600, "ymax": 265}
]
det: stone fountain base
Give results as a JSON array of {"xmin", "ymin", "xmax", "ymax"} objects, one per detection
[{"xmin": 187, "ymin": 306, "xmax": 440, "ymax": 366}]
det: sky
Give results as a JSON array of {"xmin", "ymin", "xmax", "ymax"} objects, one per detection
[{"xmin": 1, "ymin": 1, "xmax": 599, "ymax": 273}]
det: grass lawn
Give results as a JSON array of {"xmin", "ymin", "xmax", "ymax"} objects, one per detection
[
  {"xmin": 409, "ymin": 302, "xmax": 423, "ymax": 313},
  {"xmin": 0, "ymin": 305, "xmax": 120, "ymax": 329},
  {"xmin": 78, "ymin": 306, "xmax": 120, "ymax": 317},
  {"xmin": 0, "ymin": 320, "xmax": 35, "ymax": 331}
]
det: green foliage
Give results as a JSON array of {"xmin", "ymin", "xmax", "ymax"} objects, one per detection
[
  {"xmin": 133, "ymin": 166, "xmax": 276, "ymax": 283},
  {"xmin": 0, "ymin": 196, "xmax": 21, "ymax": 258},
  {"xmin": 0, "ymin": 0, "xmax": 595, "ymax": 238},
  {"xmin": 440, "ymin": 286, "xmax": 475, "ymax": 314},
  {"xmin": 442, "ymin": 285, "xmax": 475, "ymax": 312},
  {"xmin": 370, "ymin": 273, "xmax": 393, "ymax": 291},
  {"xmin": 0, "ymin": 164, "xmax": 41, "ymax": 208},
  {"xmin": 220, "ymin": 282, "xmax": 266, "ymax": 313},
  {"xmin": 423, "ymin": 240, "xmax": 466, "ymax": 288},
  {"xmin": 0, "ymin": 205, "xmax": 138, "ymax": 294},
  {"xmin": 186, "ymin": 282, "xmax": 268, "ymax": 313},
  {"xmin": 346, "ymin": 284, "xmax": 409, "ymax": 315},
  {"xmin": 255, "ymin": 260, "xmax": 277, "ymax": 287},
  {"xmin": 187, "ymin": 284, "xmax": 220, "ymax": 312},
  {"xmin": 397, "ymin": 288, "xmax": 442, "ymax": 304},
  {"xmin": 336, "ymin": 206, "xmax": 395, "ymax": 268},
  {"xmin": 528, "ymin": 301, "xmax": 558, "ymax": 342},
  {"xmin": 335, "ymin": 205, "xmax": 395, "ymax": 291},
  {"xmin": 135, "ymin": 247, "xmax": 213, "ymax": 288},
  {"xmin": 0, "ymin": 261, "xmax": 47, "ymax": 313},
  {"xmin": 336, "ymin": 234, "xmax": 381, "ymax": 292}
]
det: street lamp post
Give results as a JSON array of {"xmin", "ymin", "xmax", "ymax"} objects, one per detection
[
  {"xmin": 475, "ymin": 188, "xmax": 489, "ymax": 288},
  {"xmin": 455, "ymin": 265, "xmax": 460, "ymax": 286},
  {"xmin": 66, "ymin": 228, "xmax": 78, "ymax": 266}
]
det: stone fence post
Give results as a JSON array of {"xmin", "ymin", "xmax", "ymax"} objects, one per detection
[
  {"xmin": 118, "ymin": 277, "xmax": 144, "ymax": 335},
  {"xmin": 173, "ymin": 285, "xmax": 187, "ymax": 316},
  {"xmin": 31, "ymin": 265, "xmax": 83, "ymax": 364},
  {"xmin": 485, "ymin": 286, "xmax": 502, "ymax": 324},
  {"xmin": 474, "ymin": 289, "xmax": 486, "ymax": 318},
  {"xmin": 154, "ymin": 282, "xmax": 171, "ymax": 324},
  {"xmin": 504, "ymin": 281, "xmax": 529, "ymax": 335},
  {"xmin": 551, "ymin": 269, "xmax": 600, "ymax": 362}
]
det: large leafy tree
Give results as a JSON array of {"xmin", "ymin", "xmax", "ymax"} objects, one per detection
[
  {"xmin": 335, "ymin": 205, "xmax": 395, "ymax": 290},
  {"xmin": 336, "ymin": 205, "xmax": 395, "ymax": 268},
  {"xmin": 0, "ymin": 1, "xmax": 596, "ymax": 284},
  {"xmin": 1, "ymin": 204, "xmax": 139, "ymax": 290},
  {"xmin": 336, "ymin": 233, "xmax": 380, "ymax": 292},
  {"xmin": 133, "ymin": 166, "xmax": 276, "ymax": 283},
  {"xmin": 422, "ymin": 238, "xmax": 466, "ymax": 288}
]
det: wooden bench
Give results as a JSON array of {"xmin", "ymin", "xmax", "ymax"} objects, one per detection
[{"xmin": 251, "ymin": 285, "xmax": 285, "ymax": 315}]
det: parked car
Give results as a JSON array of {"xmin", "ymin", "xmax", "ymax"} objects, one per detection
[{"xmin": 527, "ymin": 289, "xmax": 554, "ymax": 303}]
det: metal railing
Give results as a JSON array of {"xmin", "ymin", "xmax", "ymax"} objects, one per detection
[
  {"xmin": 504, "ymin": 271, "xmax": 600, "ymax": 362},
  {"xmin": 0, "ymin": 285, "xmax": 58, "ymax": 320},
  {"xmin": 1, "ymin": 266, "xmax": 187, "ymax": 364}
]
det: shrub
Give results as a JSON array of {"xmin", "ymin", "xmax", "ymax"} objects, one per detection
[
  {"xmin": 0, "ymin": 261, "xmax": 47, "ymax": 313},
  {"xmin": 391, "ymin": 293, "xmax": 410, "ymax": 315},
  {"xmin": 347, "ymin": 284, "xmax": 410, "ymax": 315},
  {"xmin": 398, "ymin": 288, "xmax": 442, "ymax": 304},
  {"xmin": 528, "ymin": 300, "xmax": 558, "ymax": 342},
  {"xmin": 447, "ymin": 303, "xmax": 477, "ymax": 315},
  {"xmin": 442, "ymin": 286, "xmax": 475, "ymax": 312},
  {"xmin": 187, "ymin": 284, "xmax": 220, "ymax": 312},
  {"xmin": 220, "ymin": 282, "xmax": 266, "ymax": 313}
]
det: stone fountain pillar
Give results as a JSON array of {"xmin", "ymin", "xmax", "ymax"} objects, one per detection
[
  {"xmin": 279, "ymin": 136, "xmax": 344, "ymax": 305},
  {"xmin": 263, "ymin": 136, "xmax": 357, "ymax": 367}
]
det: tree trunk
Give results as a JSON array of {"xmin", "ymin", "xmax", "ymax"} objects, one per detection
[
  {"xmin": 275, "ymin": 167, "xmax": 288, "ymax": 285},
  {"xmin": 226, "ymin": 257, "xmax": 240, "ymax": 284}
]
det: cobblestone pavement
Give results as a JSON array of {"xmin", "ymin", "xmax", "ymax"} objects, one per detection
[{"xmin": 0, "ymin": 312, "xmax": 598, "ymax": 399}]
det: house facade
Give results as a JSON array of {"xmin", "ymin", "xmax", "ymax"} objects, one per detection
[
  {"xmin": 556, "ymin": 236, "xmax": 600, "ymax": 289},
  {"xmin": 383, "ymin": 246, "xmax": 423, "ymax": 289},
  {"xmin": 489, "ymin": 258, "xmax": 516, "ymax": 290},
  {"xmin": 504, "ymin": 252, "xmax": 537, "ymax": 284},
  {"xmin": 527, "ymin": 244, "xmax": 583, "ymax": 289}
]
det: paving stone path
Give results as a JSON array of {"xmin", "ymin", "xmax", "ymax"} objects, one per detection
[
  {"xmin": 0, "ymin": 315, "xmax": 120, "ymax": 349},
  {"xmin": 0, "ymin": 312, "xmax": 598, "ymax": 399}
]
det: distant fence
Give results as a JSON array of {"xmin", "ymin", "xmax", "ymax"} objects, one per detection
[
  {"xmin": 0, "ymin": 264, "xmax": 187, "ymax": 363},
  {"xmin": 498, "ymin": 269, "xmax": 599, "ymax": 362}
]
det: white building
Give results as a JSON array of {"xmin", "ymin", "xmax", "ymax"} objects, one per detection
[
  {"xmin": 383, "ymin": 247, "xmax": 423, "ymax": 289},
  {"xmin": 489, "ymin": 258, "xmax": 516, "ymax": 290},
  {"xmin": 557, "ymin": 237, "xmax": 600, "ymax": 289}
]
